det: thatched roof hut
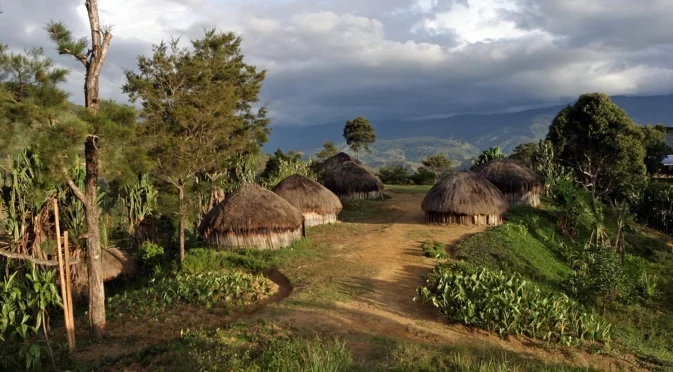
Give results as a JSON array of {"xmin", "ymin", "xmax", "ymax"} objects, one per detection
[
  {"xmin": 272, "ymin": 174, "xmax": 343, "ymax": 227},
  {"xmin": 322, "ymin": 160, "xmax": 384, "ymax": 201},
  {"xmin": 318, "ymin": 152, "xmax": 361, "ymax": 175},
  {"xmin": 421, "ymin": 171, "xmax": 508, "ymax": 226},
  {"xmin": 475, "ymin": 159, "xmax": 543, "ymax": 207},
  {"xmin": 199, "ymin": 183, "xmax": 303, "ymax": 250},
  {"xmin": 74, "ymin": 247, "xmax": 138, "ymax": 297}
]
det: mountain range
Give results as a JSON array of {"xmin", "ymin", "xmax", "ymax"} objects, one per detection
[{"xmin": 263, "ymin": 94, "xmax": 673, "ymax": 169}]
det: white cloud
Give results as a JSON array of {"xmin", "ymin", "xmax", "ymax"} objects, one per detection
[{"xmin": 1, "ymin": 0, "xmax": 672, "ymax": 126}]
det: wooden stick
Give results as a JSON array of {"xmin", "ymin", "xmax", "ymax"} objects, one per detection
[
  {"xmin": 53, "ymin": 200, "xmax": 74, "ymax": 352},
  {"xmin": 63, "ymin": 231, "xmax": 76, "ymax": 351},
  {"xmin": 0, "ymin": 249, "xmax": 81, "ymax": 266}
]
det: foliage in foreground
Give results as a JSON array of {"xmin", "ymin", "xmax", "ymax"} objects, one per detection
[
  {"xmin": 421, "ymin": 239, "xmax": 449, "ymax": 259},
  {"xmin": 416, "ymin": 263, "xmax": 612, "ymax": 346},
  {"xmin": 107, "ymin": 270, "xmax": 274, "ymax": 319}
]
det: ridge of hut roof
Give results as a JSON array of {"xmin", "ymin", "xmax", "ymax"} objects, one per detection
[
  {"xmin": 322, "ymin": 160, "xmax": 384, "ymax": 194},
  {"xmin": 199, "ymin": 183, "xmax": 302, "ymax": 236},
  {"xmin": 474, "ymin": 158, "xmax": 543, "ymax": 194},
  {"xmin": 421, "ymin": 171, "xmax": 507, "ymax": 215},
  {"xmin": 272, "ymin": 174, "xmax": 342, "ymax": 215}
]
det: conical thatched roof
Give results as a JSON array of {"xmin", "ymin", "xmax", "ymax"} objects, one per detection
[
  {"xmin": 318, "ymin": 152, "xmax": 360, "ymax": 174},
  {"xmin": 322, "ymin": 160, "xmax": 384, "ymax": 195},
  {"xmin": 200, "ymin": 183, "xmax": 303, "ymax": 236},
  {"xmin": 475, "ymin": 159, "xmax": 543, "ymax": 195},
  {"xmin": 272, "ymin": 174, "xmax": 343, "ymax": 215},
  {"xmin": 421, "ymin": 171, "xmax": 507, "ymax": 215}
]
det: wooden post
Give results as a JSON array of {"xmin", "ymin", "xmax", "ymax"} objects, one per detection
[
  {"xmin": 63, "ymin": 231, "xmax": 76, "ymax": 350},
  {"xmin": 53, "ymin": 199, "xmax": 74, "ymax": 352}
]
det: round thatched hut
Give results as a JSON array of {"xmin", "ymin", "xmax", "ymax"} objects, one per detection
[
  {"xmin": 272, "ymin": 174, "xmax": 343, "ymax": 226},
  {"xmin": 421, "ymin": 171, "xmax": 508, "ymax": 226},
  {"xmin": 322, "ymin": 160, "xmax": 384, "ymax": 201},
  {"xmin": 475, "ymin": 159, "xmax": 543, "ymax": 207},
  {"xmin": 199, "ymin": 183, "xmax": 303, "ymax": 250},
  {"xmin": 318, "ymin": 152, "xmax": 359, "ymax": 175}
]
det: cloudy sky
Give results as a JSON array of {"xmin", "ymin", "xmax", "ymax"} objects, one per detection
[{"xmin": 1, "ymin": 0, "xmax": 672, "ymax": 126}]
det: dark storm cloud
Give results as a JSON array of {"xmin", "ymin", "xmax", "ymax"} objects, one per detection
[{"xmin": 2, "ymin": 0, "xmax": 672, "ymax": 126}]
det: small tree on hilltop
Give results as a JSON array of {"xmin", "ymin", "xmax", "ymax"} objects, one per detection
[
  {"xmin": 422, "ymin": 153, "xmax": 453, "ymax": 177},
  {"xmin": 546, "ymin": 93, "xmax": 646, "ymax": 203},
  {"xmin": 123, "ymin": 30, "xmax": 270, "ymax": 264},
  {"xmin": 316, "ymin": 141, "xmax": 339, "ymax": 161},
  {"xmin": 343, "ymin": 116, "xmax": 375, "ymax": 160}
]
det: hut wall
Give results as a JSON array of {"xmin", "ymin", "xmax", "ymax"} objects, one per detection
[
  {"xmin": 337, "ymin": 190, "xmax": 383, "ymax": 202},
  {"xmin": 424, "ymin": 212, "xmax": 502, "ymax": 226},
  {"xmin": 504, "ymin": 192, "xmax": 540, "ymax": 207},
  {"xmin": 206, "ymin": 227, "xmax": 302, "ymax": 250},
  {"xmin": 303, "ymin": 212, "xmax": 338, "ymax": 227}
]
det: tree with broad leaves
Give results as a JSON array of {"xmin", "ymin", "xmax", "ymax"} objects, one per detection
[
  {"xmin": 471, "ymin": 146, "xmax": 505, "ymax": 169},
  {"xmin": 640, "ymin": 124, "xmax": 671, "ymax": 176},
  {"xmin": 546, "ymin": 93, "xmax": 646, "ymax": 204},
  {"xmin": 123, "ymin": 30, "xmax": 270, "ymax": 264},
  {"xmin": 343, "ymin": 116, "xmax": 375, "ymax": 159}
]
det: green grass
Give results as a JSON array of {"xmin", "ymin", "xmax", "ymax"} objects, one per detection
[
  {"xmin": 453, "ymin": 207, "xmax": 572, "ymax": 291},
  {"xmin": 451, "ymin": 201, "xmax": 673, "ymax": 367},
  {"xmin": 88, "ymin": 321, "xmax": 595, "ymax": 372},
  {"xmin": 384, "ymin": 184, "xmax": 433, "ymax": 194}
]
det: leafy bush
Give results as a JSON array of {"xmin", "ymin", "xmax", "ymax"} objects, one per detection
[
  {"xmin": 107, "ymin": 270, "xmax": 274, "ymax": 318},
  {"xmin": 1, "ymin": 264, "xmax": 64, "ymax": 371},
  {"xmin": 421, "ymin": 240, "xmax": 449, "ymax": 259},
  {"xmin": 409, "ymin": 167, "xmax": 436, "ymax": 185},
  {"xmin": 416, "ymin": 263, "xmax": 612, "ymax": 346},
  {"xmin": 137, "ymin": 241, "xmax": 165, "ymax": 274},
  {"xmin": 377, "ymin": 164, "xmax": 411, "ymax": 185}
]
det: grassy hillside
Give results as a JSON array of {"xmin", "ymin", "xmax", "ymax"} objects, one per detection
[{"xmin": 445, "ymin": 201, "xmax": 673, "ymax": 368}]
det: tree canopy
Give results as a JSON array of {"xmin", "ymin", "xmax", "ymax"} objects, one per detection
[
  {"xmin": 509, "ymin": 142, "xmax": 538, "ymax": 168},
  {"xmin": 123, "ymin": 30, "xmax": 270, "ymax": 262},
  {"xmin": 471, "ymin": 146, "xmax": 505, "ymax": 169},
  {"xmin": 343, "ymin": 116, "xmax": 375, "ymax": 159},
  {"xmin": 546, "ymin": 93, "xmax": 646, "ymax": 203},
  {"xmin": 421, "ymin": 154, "xmax": 453, "ymax": 176},
  {"xmin": 640, "ymin": 124, "xmax": 671, "ymax": 175}
]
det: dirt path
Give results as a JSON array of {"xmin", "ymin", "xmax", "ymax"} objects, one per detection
[{"xmin": 252, "ymin": 191, "xmax": 641, "ymax": 370}]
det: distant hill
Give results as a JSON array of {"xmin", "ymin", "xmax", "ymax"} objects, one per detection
[{"xmin": 264, "ymin": 94, "xmax": 673, "ymax": 169}]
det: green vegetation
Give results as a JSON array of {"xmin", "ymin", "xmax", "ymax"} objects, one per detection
[
  {"xmin": 421, "ymin": 240, "xmax": 449, "ymax": 259},
  {"xmin": 446, "ymin": 203, "xmax": 673, "ymax": 365},
  {"xmin": 417, "ymin": 262, "xmax": 611, "ymax": 346},
  {"xmin": 471, "ymin": 146, "xmax": 505, "ymax": 169},
  {"xmin": 384, "ymin": 184, "xmax": 433, "ymax": 194},
  {"xmin": 107, "ymin": 270, "xmax": 273, "ymax": 319},
  {"xmin": 343, "ymin": 116, "xmax": 376, "ymax": 159}
]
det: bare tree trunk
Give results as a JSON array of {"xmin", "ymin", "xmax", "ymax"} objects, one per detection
[
  {"xmin": 178, "ymin": 184, "xmax": 185, "ymax": 264},
  {"xmin": 84, "ymin": 138, "xmax": 105, "ymax": 339}
]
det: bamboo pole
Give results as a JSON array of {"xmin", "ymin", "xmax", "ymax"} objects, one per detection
[
  {"xmin": 63, "ymin": 231, "xmax": 76, "ymax": 350},
  {"xmin": 53, "ymin": 199, "xmax": 74, "ymax": 352}
]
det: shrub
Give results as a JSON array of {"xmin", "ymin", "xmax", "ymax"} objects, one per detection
[
  {"xmin": 107, "ymin": 270, "xmax": 274, "ymax": 318},
  {"xmin": 416, "ymin": 263, "xmax": 612, "ymax": 346},
  {"xmin": 377, "ymin": 164, "xmax": 411, "ymax": 185},
  {"xmin": 421, "ymin": 240, "xmax": 449, "ymax": 259},
  {"xmin": 409, "ymin": 167, "xmax": 436, "ymax": 185}
]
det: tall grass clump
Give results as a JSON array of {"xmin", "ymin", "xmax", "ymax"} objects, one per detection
[{"xmin": 416, "ymin": 263, "xmax": 611, "ymax": 347}]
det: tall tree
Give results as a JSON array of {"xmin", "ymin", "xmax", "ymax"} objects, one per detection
[
  {"xmin": 641, "ymin": 124, "xmax": 671, "ymax": 175},
  {"xmin": 421, "ymin": 153, "xmax": 453, "ymax": 176},
  {"xmin": 260, "ymin": 148, "xmax": 302, "ymax": 181},
  {"xmin": 43, "ymin": 1, "xmax": 113, "ymax": 339},
  {"xmin": 123, "ymin": 30, "xmax": 269, "ymax": 263},
  {"xmin": 343, "ymin": 116, "xmax": 375, "ymax": 159},
  {"xmin": 546, "ymin": 93, "xmax": 646, "ymax": 203},
  {"xmin": 316, "ymin": 141, "xmax": 339, "ymax": 161}
]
